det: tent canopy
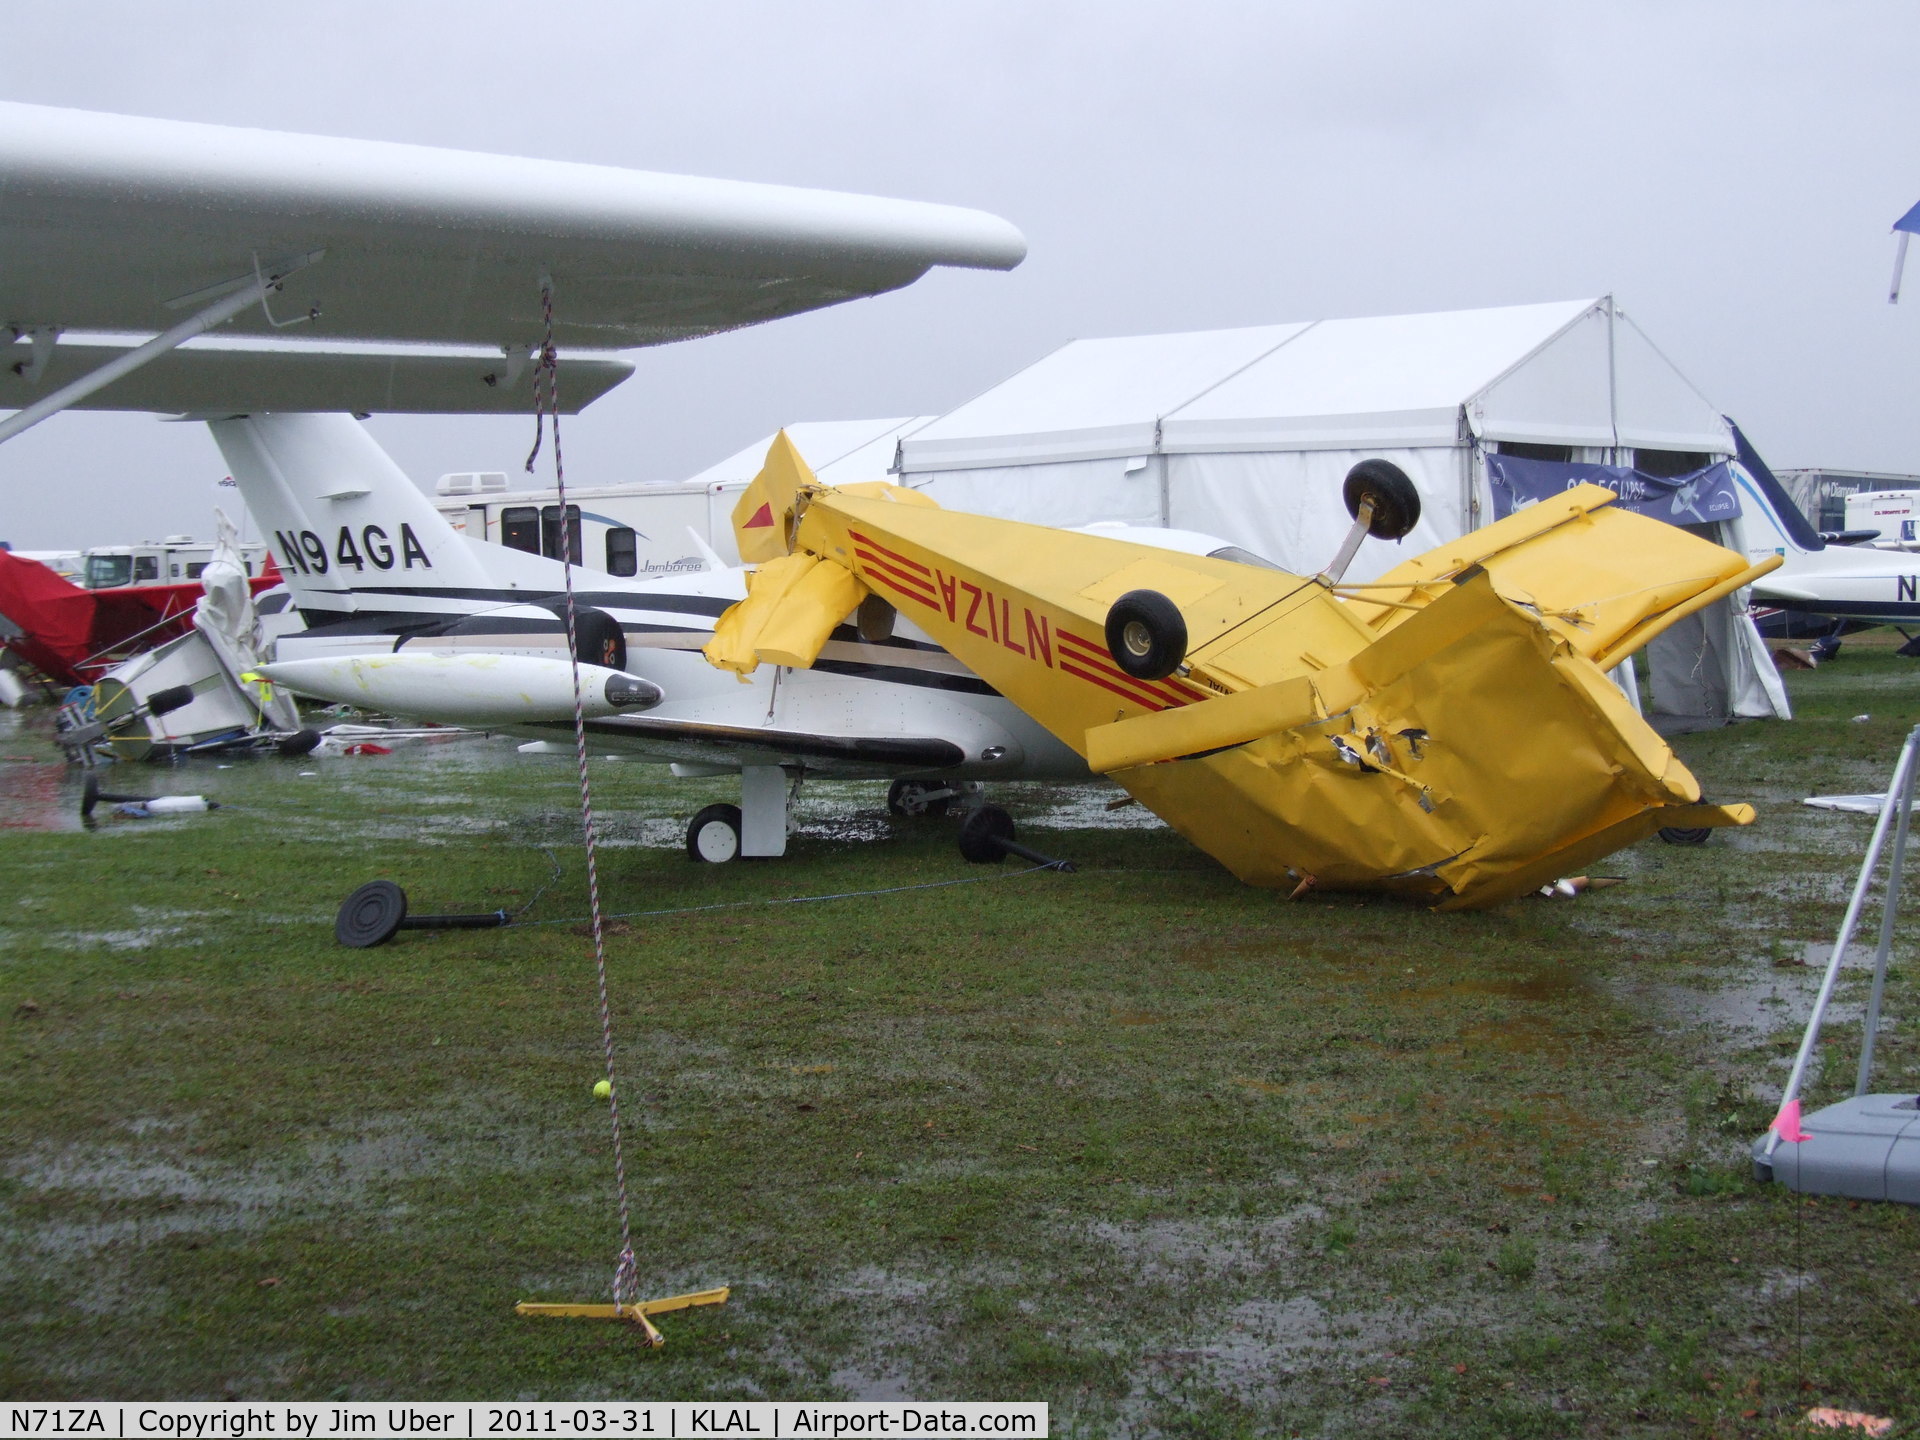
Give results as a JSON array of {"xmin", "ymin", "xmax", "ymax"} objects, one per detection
[
  {"xmin": 681, "ymin": 417, "xmax": 933, "ymax": 491},
  {"xmin": 899, "ymin": 298, "xmax": 1733, "ymax": 473}
]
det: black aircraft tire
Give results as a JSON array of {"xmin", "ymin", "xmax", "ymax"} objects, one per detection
[
  {"xmin": 1342, "ymin": 459, "xmax": 1422, "ymax": 540},
  {"xmin": 337, "ymin": 880, "xmax": 408, "ymax": 948},
  {"xmin": 1658, "ymin": 826, "xmax": 1713, "ymax": 847},
  {"xmin": 887, "ymin": 778, "xmax": 952, "ymax": 818},
  {"xmin": 278, "ymin": 728, "xmax": 322, "ymax": 757},
  {"xmin": 958, "ymin": 804, "xmax": 1017, "ymax": 864},
  {"xmin": 857, "ymin": 594, "xmax": 898, "ymax": 644},
  {"xmin": 145, "ymin": 683, "xmax": 196, "ymax": 718},
  {"xmin": 1104, "ymin": 590, "xmax": 1188, "ymax": 681},
  {"xmin": 686, "ymin": 804, "xmax": 744, "ymax": 863}
]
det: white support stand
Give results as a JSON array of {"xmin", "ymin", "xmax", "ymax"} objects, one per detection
[
  {"xmin": 1754, "ymin": 726, "xmax": 1920, "ymax": 1204},
  {"xmin": 0, "ymin": 252, "xmax": 322, "ymax": 447},
  {"xmin": 1767, "ymin": 725, "xmax": 1920, "ymax": 1154},
  {"xmin": 739, "ymin": 765, "xmax": 789, "ymax": 857}
]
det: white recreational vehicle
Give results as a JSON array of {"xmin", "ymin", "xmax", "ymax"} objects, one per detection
[
  {"xmin": 1842, "ymin": 490, "xmax": 1920, "ymax": 550},
  {"xmin": 430, "ymin": 417, "xmax": 929, "ymax": 575}
]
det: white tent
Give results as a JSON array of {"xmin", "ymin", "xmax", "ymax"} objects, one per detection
[
  {"xmin": 895, "ymin": 297, "xmax": 1786, "ymax": 724},
  {"xmin": 682, "ymin": 416, "xmax": 931, "ymax": 494}
]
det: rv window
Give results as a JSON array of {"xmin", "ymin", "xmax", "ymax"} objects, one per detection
[
  {"xmin": 606, "ymin": 527, "xmax": 639, "ymax": 577},
  {"xmin": 541, "ymin": 505, "xmax": 583, "ymax": 563},
  {"xmin": 133, "ymin": 556, "xmax": 159, "ymax": 582},
  {"xmin": 1495, "ymin": 442, "xmax": 1573, "ymax": 463},
  {"xmin": 501, "ymin": 507, "xmax": 541, "ymax": 554},
  {"xmin": 1636, "ymin": 449, "xmax": 1712, "ymax": 478},
  {"xmin": 186, "ymin": 562, "xmax": 207, "ymax": 579},
  {"xmin": 85, "ymin": 555, "xmax": 132, "ymax": 588}
]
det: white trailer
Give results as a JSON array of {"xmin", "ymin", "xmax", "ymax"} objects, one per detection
[
  {"xmin": 431, "ymin": 417, "xmax": 928, "ymax": 574},
  {"xmin": 76, "ymin": 535, "xmax": 268, "ymax": 589},
  {"xmin": 1843, "ymin": 490, "xmax": 1920, "ymax": 550}
]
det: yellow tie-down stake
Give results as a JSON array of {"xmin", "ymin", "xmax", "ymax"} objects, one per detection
[
  {"xmin": 706, "ymin": 433, "xmax": 1780, "ymax": 910},
  {"xmin": 516, "ymin": 1287, "xmax": 731, "ymax": 1348}
]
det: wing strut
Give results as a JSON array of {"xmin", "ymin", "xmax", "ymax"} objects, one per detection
[{"xmin": 0, "ymin": 250, "xmax": 324, "ymax": 446}]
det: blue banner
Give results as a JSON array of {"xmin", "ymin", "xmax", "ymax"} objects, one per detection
[{"xmin": 1485, "ymin": 454, "xmax": 1742, "ymax": 527}]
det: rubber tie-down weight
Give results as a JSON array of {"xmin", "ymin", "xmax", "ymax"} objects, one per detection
[
  {"xmin": 957, "ymin": 804, "xmax": 1077, "ymax": 872},
  {"xmin": 334, "ymin": 879, "xmax": 509, "ymax": 948}
]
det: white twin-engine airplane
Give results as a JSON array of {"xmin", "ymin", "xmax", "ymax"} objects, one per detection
[{"xmin": 236, "ymin": 412, "xmax": 1246, "ymax": 861}]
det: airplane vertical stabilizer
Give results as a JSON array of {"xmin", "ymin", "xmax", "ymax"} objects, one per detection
[{"xmin": 210, "ymin": 413, "xmax": 543, "ymax": 614}]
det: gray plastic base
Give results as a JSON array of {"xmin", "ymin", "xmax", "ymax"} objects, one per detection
[{"xmin": 1752, "ymin": 1094, "xmax": 1920, "ymax": 1203}]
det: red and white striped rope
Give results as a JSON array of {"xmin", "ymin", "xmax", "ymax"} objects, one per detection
[{"xmin": 527, "ymin": 283, "xmax": 639, "ymax": 1310}]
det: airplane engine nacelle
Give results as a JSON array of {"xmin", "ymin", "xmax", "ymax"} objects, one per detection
[{"xmin": 258, "ymin": 652, "xmax": 664, "ymax": 725}]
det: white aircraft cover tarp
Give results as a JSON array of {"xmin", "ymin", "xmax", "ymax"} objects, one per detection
[{"xmin": 0, "ymin": 102, "xmax": 1025, "ymax": 351}]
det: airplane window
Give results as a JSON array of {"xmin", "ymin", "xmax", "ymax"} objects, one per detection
[
  {"xmin": 540, "ymin": 504, "xmax": 583, "ymax": 563},
  {"xmin": 85, "ymin": 554, "xmax": 132, "ymax": 588},
  {"xmin": 1207, "ymin": 545, "xmax": 1283, "ymax": 570},
  {"xmin": 1636, "ymin": 449, "xmax": 1712, "ymax": 478},
  {"xmin": 606, "ymin": 527, "xmax": 639, "ymax": 577},
  {"xmin": 501, "ymin": 507, "xmax": 540, "ymax": 554},
  {"xmin": 256, "ymin": 593, "xmax": 291, "ymax": 614},
  {"xmin": 133, "ymin": 556, "xmax": 159, "ymax": 582}
]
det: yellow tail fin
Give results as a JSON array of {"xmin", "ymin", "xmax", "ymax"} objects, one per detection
[{"xmin": 731, "ymin": 430, "xmax": 818, "ymax": 564}]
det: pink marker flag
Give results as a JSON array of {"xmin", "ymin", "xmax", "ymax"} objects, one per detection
[{"xmin": 1772, "ymin": 1097, "xmax": 1810, "ymax": 1143}]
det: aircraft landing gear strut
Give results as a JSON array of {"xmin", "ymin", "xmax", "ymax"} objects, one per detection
[{"xmin": 685, "ymin": 764, "xmax": 792, "ymax": 862}]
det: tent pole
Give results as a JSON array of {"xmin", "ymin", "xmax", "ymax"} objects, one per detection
[{"xmin": 1856, "ymin": 738, "xmax": 1919, "ymax": 1094}]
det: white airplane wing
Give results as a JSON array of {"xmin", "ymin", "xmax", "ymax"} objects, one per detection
[
  {"xmin": 0, "ymin": 101, "xmax": 1026, "ymax": 350},
  {"xmin": 0, "ymin": 338, "xmax": 632, "ymax": 416}
]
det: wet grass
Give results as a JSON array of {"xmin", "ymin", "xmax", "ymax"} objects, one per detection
[{"xmin": 5, "ymin": 637, "xmax": 1920, "ymax": 1433}]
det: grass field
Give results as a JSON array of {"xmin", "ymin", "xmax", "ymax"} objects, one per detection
[{"xmin": 5, "ymin": 636, "xmax": 1920, "ymax": 1436}]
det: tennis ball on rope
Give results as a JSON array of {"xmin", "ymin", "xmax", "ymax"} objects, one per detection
[{"xmin": 593, "ymin": 1079, "xmax": 612, "ymax": 1100}]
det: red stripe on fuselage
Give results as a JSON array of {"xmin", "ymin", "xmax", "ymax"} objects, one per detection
[
  {"xmin": 848, "ymin": 530, "xmax": 932, "ymax": 577},
  {"xmin": 870, "ymin": 569, "xmax": 939, "ymax": 610},
  {"xmin": 854, "ymin": 548, "xmax": 938, "ymax": 600},
  {"xmin": 1056, "ymin": 629, "xmax": 1198, "ymax": 709},
  {"xmin": 1058, "ymin": 661, "xmax": 1171, "ymax": 712}
]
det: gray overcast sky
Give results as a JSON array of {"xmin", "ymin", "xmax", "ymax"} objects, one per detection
[{"xmin": 2, "ymin": 1, "xmax": 1917, "ymax": 548}]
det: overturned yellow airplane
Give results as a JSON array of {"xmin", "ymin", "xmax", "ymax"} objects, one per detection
[{"xmin": 705, "ymin": 433, "xmax": 1780, "ymax": 910}]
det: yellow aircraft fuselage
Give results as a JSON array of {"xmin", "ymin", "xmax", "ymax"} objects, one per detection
[{"xmin": 707, "ymin": 435, "xmax": 1777, "ymax": 909}]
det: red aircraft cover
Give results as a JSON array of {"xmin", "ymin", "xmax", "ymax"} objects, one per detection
[{"xmin": 0, "ymin": 550, "xmax": 281, "ymax": 687}]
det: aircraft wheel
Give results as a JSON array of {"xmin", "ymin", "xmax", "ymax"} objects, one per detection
[
  {"xmin": 1657, "ymin": 826, "xmax": 1712, "ymax": 846},
  {"xmin": 686, "ymin": 803, "xmax": 743, "ymax": 863},
  {"xmin": 887, "ymin": 778, "xmax": 952, "ymax": 817},
  {"xmin": 958, "ymin": 804, "xmax": 1017, "ymax": 864},
  {"xmin": 1343, "ymin": 459, "xmax": 1421, "ymax": 540},
  {"xmin": 1105, "ymin": 590, "xmax": 1188, "ymax": 681},
  {"xmin": 337, "ymin": 880, "xmax": 408, "ymax": 948},
  {"xmin": 857, "ymin": 594, "xmax": 897, "ymax": 644},
  {"xmin": 555, "ymin": 605, "xmax": 627, "ymax": 671},
  {"xmin": 278, "ymin": 727, "xmax": 322, "ymax": 757}
]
